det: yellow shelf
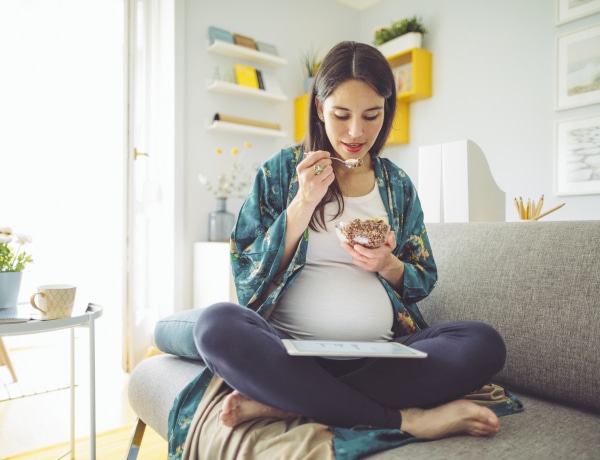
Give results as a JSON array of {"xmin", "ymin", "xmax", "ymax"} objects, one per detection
[
  {"xmin": 386, "ymin": 101, "xmax": 410, "ymax": 146},
  {"xmin": 388, "ymin": 47, "xmax": 432, "ymax": 103}
]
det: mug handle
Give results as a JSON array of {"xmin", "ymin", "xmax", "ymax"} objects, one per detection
[{"xmin": 30, "ymin": 292, "xmax": 47, "ymax": 313}]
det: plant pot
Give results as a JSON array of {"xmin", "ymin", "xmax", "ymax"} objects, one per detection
[
  {"xmin": 0, "ymin": 271, "xmax": 23, "ymax": 309},
  {"xmin": 303, "ymin": 77, "xmax": 314, "ymax": 94},
  {"xmin": 377, "ymin": 32, "xmax": 423, "ymax": 58}
]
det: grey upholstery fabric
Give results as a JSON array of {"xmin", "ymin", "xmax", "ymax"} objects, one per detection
[
  {"xmin": 371, "ymin": 394, "xmax": 600, "ymax": 459},
  {"xmin": 128, "ymin": 354, "xmax": 206, "ymax": 439},
  {"xmin": 127, "ymin": 221, "xmax": 600, "ymax": 458},
  {"xmin": 420, "ymin": 221, "xmax": 600, "ymax": 412}
]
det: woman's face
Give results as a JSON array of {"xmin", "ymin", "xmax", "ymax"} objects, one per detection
[{"xmin": 316, "ymin": 79, "xmax": 385, "ymax": 160}]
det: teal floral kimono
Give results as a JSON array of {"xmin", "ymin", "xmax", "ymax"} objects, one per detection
[
  {"xmin": 230, "ymin": 146, "xmax": 436, "ymax": 334},
  {"xmin": 167, "ymin": 147, "xmax": 522, "ymax": 459}
]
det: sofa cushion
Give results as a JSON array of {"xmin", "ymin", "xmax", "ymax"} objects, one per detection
[
  {"xmin": 154, "ymin": 308, "xmax": 203, "ymax": 360},
  {"xmin": 128, "ymin": 354, "xmax": 207, "ymax": 439},
  {"xmin": 419, "ymin": 221, "xmax": 600, "ymax": 412}
]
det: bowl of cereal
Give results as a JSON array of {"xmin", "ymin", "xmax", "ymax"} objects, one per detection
[{"xmin": 335, "ymin": 218, "xmax": 390, "ymax": 248}]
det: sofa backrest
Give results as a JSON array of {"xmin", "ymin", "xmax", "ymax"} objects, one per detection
[{"xmin": 418, "ymin": 221, "xmax": 600, "ymax": 412}]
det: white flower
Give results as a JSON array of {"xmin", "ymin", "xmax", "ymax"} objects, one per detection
[
  {"xmin": 14, "ymin": 233, "xmax": 32, "ymax": 245},
  {"xmin": 0, "ymin": 226, "xmax": 33, "ymax": 272}
]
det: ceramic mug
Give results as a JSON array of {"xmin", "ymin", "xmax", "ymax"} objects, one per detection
[{"xmin": 30, "ymin": 284, "xmax": 77, "ymax": 320}]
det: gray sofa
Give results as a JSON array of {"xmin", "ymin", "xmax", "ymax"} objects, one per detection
[{"xmin": 128, "ymin": 221, "xmax": 600, "ymax": 459}]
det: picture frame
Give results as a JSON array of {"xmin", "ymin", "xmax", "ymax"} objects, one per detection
[
  {"xmin": 556, "ymin": 0, "xmax": 600, "ymax": 25},
  {"xmin": 556, "ymin": 23, "xmax": 600, "ymax": 110},
  {"xmin": 555, "ymin": 113, "xmax": 600, "ymax": 196}
]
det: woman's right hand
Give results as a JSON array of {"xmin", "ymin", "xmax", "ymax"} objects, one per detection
[{"xmin": 297, "ymin": 150, "xmax": 335, "ymax": 207}]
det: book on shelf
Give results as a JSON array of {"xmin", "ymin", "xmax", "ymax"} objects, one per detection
[
  {"xmin": 233, "ymin": 33, "xmax": 257, "ymax": 50},
  {"xmin": 213, "ymin": 113, "xmax": 281, "ymax": 131},
  {"xmin": 208, "ymin": 26, "xmax": 234, "ymax": 44},
  {"xmin": 256, "ymin": 41, "xmax": 279, "ymax": 56},
  {"xmin": 256, "ymin": 70, "xmax": 265, "ymax": 90},
  {"xmin": 234, "ymin": 64, "xmax": 260, "ymax": 89}
]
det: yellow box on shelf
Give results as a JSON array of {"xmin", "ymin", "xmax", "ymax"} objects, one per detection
[
  {"xmin": 234, "ymin": 63, "xmax": 260, "ymax": 89},
  {"xmin": 388, "ymin": 47, "xmax": 432, "ymax": 103}
]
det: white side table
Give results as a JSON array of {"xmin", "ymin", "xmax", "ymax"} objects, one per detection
[{"xmin": 0, "ymin": 303, "xmax": 103, "ymax": 460}]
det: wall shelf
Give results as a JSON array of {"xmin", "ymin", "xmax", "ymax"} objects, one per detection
[
  {"xmin": 388, "ymin": 47, "xmax": 432, "ymax": 103},
  {"xmin": 206, "ymin": 79, "xmax": 287, "ymax": 102},
  {"xmin": 207, "ymin": 120, "xmax": 287, "ymax": 138},
  {"xmin": 208, "ymin": 40, "xmax": 287, "ymax": 68}
]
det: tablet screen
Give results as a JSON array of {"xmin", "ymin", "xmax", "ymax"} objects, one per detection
[{"xmin": 282, "ymin": 339, "xmax": 427, "ymax": 358}]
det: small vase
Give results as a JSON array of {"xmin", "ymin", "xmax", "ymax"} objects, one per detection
[
  {"xmin": 208, "ymin": 198, "xmax": 235, "ymax": 242},
  {"xmin": 0, "ymin": 271, "xmax": 23, "ymax": 309}
]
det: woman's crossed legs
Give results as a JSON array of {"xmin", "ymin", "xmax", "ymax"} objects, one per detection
[{"xmin": 193, "ymin": 302, "xmax": 506, "ymax": 439}]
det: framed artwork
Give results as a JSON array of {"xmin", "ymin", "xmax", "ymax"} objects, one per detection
[
  {"xmin": 555, "ymin": 113, "xmax": 600, "ymax": 196},
  {"xmin": 556, "ymin": 23, "xmax": 600, "ymax": 110},
  {"xmin": 556, "ymin": 0, "xmax": 600, "ymax": 24}
]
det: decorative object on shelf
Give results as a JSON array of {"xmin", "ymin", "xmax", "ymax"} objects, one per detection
[
  {"xmin": 199, "ymin": 143, "xmax": 253, "ymax": 241},
  {"xmin": 208, "ymin": 197, "xmax": 236, "ymax": 242},
  {"xmin": 212, "ymin": 113, "xmax": 281, "ymax": 131},
  {"xmin": 0, "ymin": 227, "xmax": 33, "ymax": 309},
  {"xmin": 256, "ymin": 41, "xmax": 279, "ymax": 56},
  {"xmin": 373, "ymin": 16, "xmax": 427, "ymax": 58},
  {"xmin": 300, "ymin": 46, "xmax": 320, "ymax": 93},
  {"xmin": 234, "ymin": 63, "xmax": 260, "ymax": 89},
  {"xmin": 208, "ymin": 25, "xmax": 234, "ymax": 45},
  {"xmin": 233, "ymin": 33, "xmax": 257, "ymax": 50}
]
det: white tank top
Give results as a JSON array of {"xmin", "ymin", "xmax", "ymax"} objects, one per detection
[{"xmin": 269, "ymin": 184, "xmax": 394, "ymax": 342}]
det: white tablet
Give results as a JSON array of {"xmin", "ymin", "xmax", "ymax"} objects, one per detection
[{"xmin": 282, "ymin": 339, "xmax": 427, "ymax": 358}]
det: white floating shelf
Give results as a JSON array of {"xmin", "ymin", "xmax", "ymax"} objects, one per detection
[
  {"xmin": 207, "ymin": 120, "xmax": 287, "ymax": 138},
  {"xmin": 206, "ymin": 79, "xmax": 287, "ymax": 102},
  {"xmin": 208, "ymin": 40, "xmax": 287, "ymax": 67}
]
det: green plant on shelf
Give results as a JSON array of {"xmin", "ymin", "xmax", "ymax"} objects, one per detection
[{"xmin": 373, "ymin": 16, "xmax": 427, "ymax": 46}]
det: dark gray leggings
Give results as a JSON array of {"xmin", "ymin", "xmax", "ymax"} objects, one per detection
[{"xmin": 193, "ymin": 302, "xmax": 506, "ymax": 430}]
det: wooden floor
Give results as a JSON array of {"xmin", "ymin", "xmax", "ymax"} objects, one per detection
[{"xmin": 0, "ymin": 310, "xmax": 138, "ymax": 458}]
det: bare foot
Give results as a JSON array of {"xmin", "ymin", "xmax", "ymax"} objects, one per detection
[
  {"xmin": 400, "ymin": 399, "xmax": 500, "ymax": 439},
  {"xmin": 220, "ymin": 390, "xmax": 298, "ymax": 428}
]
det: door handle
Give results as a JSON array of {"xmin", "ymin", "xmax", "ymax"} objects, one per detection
[{"xmin": 134, "ymin": 148, "xmax": 149, "ymax": 160}]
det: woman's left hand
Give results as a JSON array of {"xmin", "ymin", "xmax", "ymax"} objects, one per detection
[{"xmin": 341, "ymin": 230, "xmax": 398, "ymax": 273}]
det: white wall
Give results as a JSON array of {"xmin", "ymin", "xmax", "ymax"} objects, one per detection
[
  {"xmin": 181, "ymin": 0, "xmax": 600, "ymax": 309},
  {"xmin": 360, "ymin": 0, "xmax": 600, "ymax": 222}
]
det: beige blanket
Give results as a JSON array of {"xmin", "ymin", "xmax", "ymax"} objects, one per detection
[
  {"xmin": 182, "ymin": 376, "xmax": 335, "ymax": 460},
  {"xmin": 182, "ymin": 377, "xmax": 511, "ymax": 460}
]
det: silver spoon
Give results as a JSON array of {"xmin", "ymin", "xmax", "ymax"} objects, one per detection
[{"xmin": 304, "ymin": 153, "xmax": 362, "ymax": 169}]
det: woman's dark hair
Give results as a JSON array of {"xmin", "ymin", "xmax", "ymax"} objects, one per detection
[{"xmin": 301, "ymin": 41, "xmax": 396, "ymax": 231}]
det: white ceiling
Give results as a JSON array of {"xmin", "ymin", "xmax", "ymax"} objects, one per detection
[{"xmin": 334, "ymin": 0, "xmax": 382, "ymax": 12}]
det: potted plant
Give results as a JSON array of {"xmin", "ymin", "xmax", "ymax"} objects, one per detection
[
  {"xmin": 0, "ymin": 226, "xmax": 33, "ymax": 308},
  {"xmin": 373, "ymin": 16, "xmax": 427, "ymax": 58},
  {"xmin": 300, "ymin": 46, "xmax": 320, "ymax": 93}
]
